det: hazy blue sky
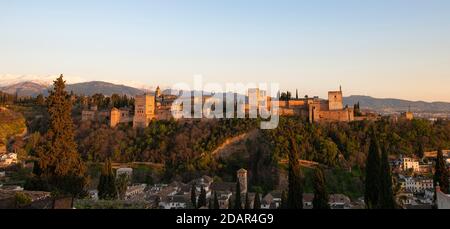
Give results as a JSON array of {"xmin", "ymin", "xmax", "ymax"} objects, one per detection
[{"xmin": 1, "ymin": 0, "xmax": 450, "ymax": 101}]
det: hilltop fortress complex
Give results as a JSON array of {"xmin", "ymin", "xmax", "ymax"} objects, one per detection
[{"xmin": 82, "ymin": 86, "xmax": 363, "ymax": 128}]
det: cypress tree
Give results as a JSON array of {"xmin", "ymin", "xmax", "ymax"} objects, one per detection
[
  {"xmin": 434, "ymin": 149, "xmax": 449, "ymax": 194},
  {"xmin": 97, "ymin": 159, "xmax": 117, "ymax": 200},
  {"xmin": 312, "ymin": 168, "xmax": 330, "ymax": 209},
  {"xmin": 213, "ymin": 192, "xmax": 220, "ymax": 209},
  {"xmin": 364, "ymin": 130, "xmax": 381, "ymax": 209},
  {"xmin": 190, "ymin": 184, "xmax": 197, "ymax": 209},
  {"xmin": 287, "ymin": 131, "xmax": 303, "ymax": 209},
  {"xmin": 234, "ymin": 181, "xmax": 242, "ymax": 209},
  {"xmin": 378, "ymin": 147, "xmax": 396, "ymax": 209},
  {"xmin": 244, "ymin": 192, "xmax": 250, "ymax": 209},
  {"xmin": 254, "ymin": 192, "xmax": 261, "ymax": 209},
  {"xmin": 228, "ymin": 197, "xmax": 233, "ymax": 209},
  {"xmin": 35, "ymin": 75, "xmax": 87, "ymax": 197},
  {"xmin": 209, "ymin": 196, "xmax": 213, "ymax": 209},
  {"xmin": 198, "ymin": 187, "xmax": 207, "ymax": 208},
  {"xmin": 280, "ymin": 190, "xmax": 288, "ymax": 209}
]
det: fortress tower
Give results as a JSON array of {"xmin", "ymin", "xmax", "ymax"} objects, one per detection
[
  {"xmin": 328, "ymin": 86, "xmax": 344, "ymax": 111},
  {"xmin": 133, "ymin": 94, "xmax": 156, "ymax": 128},
  {"xmin": 237, "ymin": 168, "xmax": 248, "ymax": 194},
  {"xmin": 110, "ymin": 108, "xmax": 120, "ymax": 128}
]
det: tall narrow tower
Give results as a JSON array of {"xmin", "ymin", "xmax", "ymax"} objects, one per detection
[
  {"xmin": 237, "ymin": 168, "xmax": 248, "ymax": 194},
  {"xmin": 156, "ymin": 86, "xmax": 161, "ymax": 98},
  {"xmin": 133, "ymin": 94, "xmax": 156, "ymax": 128}
]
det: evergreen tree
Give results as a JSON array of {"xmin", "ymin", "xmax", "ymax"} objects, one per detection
[
  {"xmin": 190, "ymin": 184, "xmax": 197, "ymax": 209},
  {"xmin": 416, "ymin": 142, "xmax": 425, "ymax": 159},
  {"xmin": 295, "ymin": 89, "xmax": 299, "ymax": 100},
  {"xmin": 209, "ymin": 196, "xmax": 213, "ymax": 209},
  {"xmin": 364, "ymin": 130, "xmax": 381, "ymax": 209},
  {"xmin": 287, "ymin": 130, "xmax": 303, "ymax": 209},
  {"xmin": 116, "ymin": 173, "xmax": 129, "ymax": 200},
  {"xmin": 312, "ymin": 168, "xmax": 330, "ymax": 209},
  {"xmin": 198, "ymin": 187, "xmax": 207, "ymax": 208},
  {"xmin": 36, "ymin": 94, "xmax": 45, "ymax": 106},
  {"xmin": 254, "ymin": 192, "xmax": 261, "ymax": 209},
  {"xmin": 244, "ymin": 192, "xmax": 251, "ymax": 209},
  {"xmin": 98, "ymin": 159, "xmax": 117, "ymax": 200},
  {"xmin": 434, "ymin": 149, "xmax": 450, "ymax": 194},
  {"xmin": 378, "ymin": 147, "xmax": 396, "ymax": 209},
  {"xmin": 228, "ymin": 197, "xmax": 233, "ymax": 209},
  {"xmin": 35, "ymin": 75, "xmax": 87, "ymax": 197},
  {"xmin": 234, "ymin": 181, "xmax": 242, "ymax": 209},
  {"xmin": 213, "ymin": 192, "xmax": 220, "ymax": 209},
  {"xmin": 280, "ymin": 190, "xmax": 288, "ymax": 209}
]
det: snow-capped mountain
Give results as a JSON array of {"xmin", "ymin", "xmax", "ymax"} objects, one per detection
[{"xmin": 0, "ymin": 74, "xmax": 87, "ymax": 87}]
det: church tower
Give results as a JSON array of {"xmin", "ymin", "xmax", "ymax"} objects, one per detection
[
  {"xmin": 156, "ymin": 86, "xmax": 161, "ymax": 98},
  {"xmin": 237, "ymin": 168, "xmax": 248, "ymax": 194}
]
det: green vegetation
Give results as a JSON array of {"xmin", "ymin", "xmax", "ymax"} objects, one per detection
[
  {"xmin": 434, "ymin": 149, "xmax": 449, "ymax": 194},
  {"xmin": 364, "ymin": 130, "xmax": 381, "ymax": 209},
  {"xmin": 312, "ymin": 168, "xmax": 330, "ymax": 209},
  {"xmin": 15, "ymin": 192, "xmax": 32, "ymax": 207},
  {"xmin": 0, "ymin": 107, "xmax": 26, "ymax": 145},
  {"xmin": 287, "ymin": 130, "xmax": 304, "ymax": 209},
  {"xmin": 98, "ymin": 159, "xmax": 117, "ymax": 200},
  {"xmin": 30, "ymin": 75, "xmax": 87, "ymax": 197},
  {"xmin": 379, "ymin": 146, "xmax": 395, "ymax": 209}
]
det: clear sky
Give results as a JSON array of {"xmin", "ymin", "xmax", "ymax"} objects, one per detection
[{"xmin": 1, "ymin": 0, "xmax": 450, "ymax": 101}]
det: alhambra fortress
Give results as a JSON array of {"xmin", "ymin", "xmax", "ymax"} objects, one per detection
[{"xmin": 81, "ymin": 86, "xmax": 390, "ymax": 128}]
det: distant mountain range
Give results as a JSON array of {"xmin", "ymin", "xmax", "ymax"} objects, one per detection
[
  {"xmin": 0, "ymin": 81, "xmax": 145, "ymax": 97},
  {"xmin": 66, "ymin": 81, "xmax": 145, "ymax": 97},
  {"xmin": 344, "ymin": 95, "xmax": 450, "ymax": 113},
  {"xmin": 0, "ymin": 81, "xmax": 49, "ymax": 98},
  {"xmin": 1, "ymin": 80, "xmax": 450, "ymax": 113}
]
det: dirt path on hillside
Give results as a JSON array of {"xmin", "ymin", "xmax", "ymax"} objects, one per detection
[{"xmin": 211, "ymin": 129, "xmax": 260, "ymax": 159}]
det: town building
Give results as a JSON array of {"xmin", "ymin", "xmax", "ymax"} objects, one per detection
[
  {"xmin": 116, "ymin": 167, "xmax": 133, "ymax": 180},
  {"xmin": 401, "ymin": 157, "xmax": 420, "ymax": 172}
]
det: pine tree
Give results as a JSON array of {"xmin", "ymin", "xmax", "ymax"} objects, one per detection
[
  {"xmin": 244, "ymin": 192, "xmax": 251, "ymax": 209},
  {"xmin": 434, "ymin": 149, "xmax": 450, "ymax": 194},
  {"xmin": 198, "ymin": 187, "xmax": 207, "ymax": 208},
  {"xmin": 364, "ymin": 130, "xmax": 381, "ymax": 209},
  {"xmin": 213, "ymin": 192, "xmax": 220, "ymax": 209},
  {"xmin": 312, "ymin": 168, "xmax": 330, "ymax": 209},
  {"xmin": 254, "ymin": 192, "xmax": 261, "ymax": 209},
  {"xmin": 234, "ymin": 181, "xmax": 242, "ymax": 209},
  {"xmin": 98, "ymin": 159, "xmax": 117, "ymax": 200},
  {"xmin": 191, "ymin": 184, "xmax": 197, "ymax": 209},
  {"xmin": 287, "ymin": 130, "xmax": 303, "ymax": 209},
  {"xmin": 35, "ymin": 75, "xmax": 87, "ymax": 197},
  {"xmin": 378, "ymin": 147, "xmax": 395, "ymax": 209}
]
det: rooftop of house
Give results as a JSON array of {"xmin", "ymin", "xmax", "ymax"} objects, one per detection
[{"xmin": 210, "ymin": 182, "xmax": 236, "ymax": 193}]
